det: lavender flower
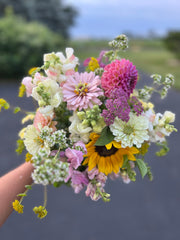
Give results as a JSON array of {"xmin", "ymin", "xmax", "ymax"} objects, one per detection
[
  {"xmin": 129, "ymin": 96, "xmax": 143, "ymax": 116},
  {"xmin": 102, "ymin": 88, "xmax": 130, "ymax": 125}
]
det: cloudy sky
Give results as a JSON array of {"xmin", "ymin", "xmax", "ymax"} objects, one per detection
[{"xmin": 65, "ymin": 0, "xmax": 180, "ymax": 38}]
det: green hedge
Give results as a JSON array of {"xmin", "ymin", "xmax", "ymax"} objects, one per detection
[
  {"xmin": 164, "ymin": 31, "xmax": 180, "ymax": 60},
  {"xmin": 0, "ymin": 10, "xmax": 65, "ymax": 80}
]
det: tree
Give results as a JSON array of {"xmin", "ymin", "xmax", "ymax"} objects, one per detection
[
  {"xmin": 0, "ymin": 9, "xmax": 65, "ymax": 79},
  {"xmin": 164, "ymin": 31, "xmax": 180, "ymax": 59},
  {"xmin": 0, "ymin": 0, "xmax": 77, "ymax": 38}
]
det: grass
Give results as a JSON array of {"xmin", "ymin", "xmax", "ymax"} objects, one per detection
[{"xmin": 70, "ymin": 38, "xmax": 180, "ymax": 90}]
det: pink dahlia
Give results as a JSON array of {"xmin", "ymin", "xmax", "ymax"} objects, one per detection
[
  {"xmin": 101, "ymin": 59, "xmax": 138, "ymax": 97},
  {"xmin": 62, "ymin": 72, "xmax": 103, "ymax": 111},
  {"xmin": 33, "ymin": 110, "xmax": 57, "ymax": 132}
]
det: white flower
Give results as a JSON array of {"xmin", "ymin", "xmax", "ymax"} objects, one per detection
[
  {"xmin": 56, "ymin": 48, "xmax": 79, "ymax": 74},
  {"xmin": 69, "ymin": 112, "xmax": 92, "ymax": 143},
  {"xmin": 159, "ymin": 111, "xmax": 175, "ymax": 126},
  {"xmin": 144, "ymin": 111, "xmax": 176, "ymax": 143},
  {"xmin": 24, "ymin": 125, "xmax": 50, "ymax": 155},
  {"xmin": 39, "ymin": 105, "xmax": 54, "ymax": 118},
  {"xmin": 143, "ymin": 108, "xmax": 155, "ymax": 132},
  {"xmin": 110, "ymin": 113, "xmax": 149, "ymax": 148},
  {"xmin": 32, "ymin": 79, "xmax": 62, "ymax": 109}
]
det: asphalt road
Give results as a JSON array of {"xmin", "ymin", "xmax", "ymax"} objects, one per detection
[{"xmin": 0, "ymin": 73, "xmax": 180, "ymax": 240}]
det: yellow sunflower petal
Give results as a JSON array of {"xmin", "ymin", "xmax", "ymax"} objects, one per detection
[
  {"xmin": 105, "ymin": 142, "xmax": 113, "ymax": 150},
  {"xmin": 110, "ymin": 156, "xmax": 119, "ymax": 174},
  {"xmin": 82, "ymin": 158, "xmax": 89, "ymax": 166},
  {"xmin": 128, "ymin": 146, "xmax": 139, "ymax": 154},
  {"xmin": 112, "ymin": 141, "xmax": 122, "ymax": 149},
  {"xmin": 98, "ymin": 156, "xmax": 106, "ymax": 174},
  {"xmin": 127, "ymin": 153, "xmax": 136, "ymax": 161},
  {"xmin": 115, "ymin": 152, "xmax": 124, "ymax": 168},
  {"xmin": 104, "ymin": 157, "xmax": 112, "ymax": 175},
  {"xmin": 88, "ymin": 152, "xmax": 98, "ymax": 171}
]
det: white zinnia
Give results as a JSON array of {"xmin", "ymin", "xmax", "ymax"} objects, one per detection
[
  {"xmin": 24, "ymin": 125, "xmax": 50, "ymax": 155},
  {"xmin": 110, "ymin": 113, "xmax": 149, "ymax": 148},
  {"xmin": 56, "ymin": 48, "xmax": 79, "ymax": 74}
]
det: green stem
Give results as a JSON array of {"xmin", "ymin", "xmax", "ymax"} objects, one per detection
[{"xmin": 43, "ymin": 185, "xmax": 47, "ymax": 208}]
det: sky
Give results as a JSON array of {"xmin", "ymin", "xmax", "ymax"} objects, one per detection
[{"xmin": 65, "ymin": 0, "xmax": 180, "ymax": 39}]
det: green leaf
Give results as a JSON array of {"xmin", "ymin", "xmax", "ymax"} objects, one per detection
[
  {"xmin": 122, "ymin": 155, "xmax": 129, "ymax": 168},
  {"xmin": 25, "ymin": 185, "xmax": 32, "ymax": 190},
  {"xmin": 53, "ymin": 181, "xmax": 63, "ymax": 188},
  {"xmin": 16, "ymin": 139, "xmax": 25, "ymax": 155},
  {"xmin": 95, "ymin": 126, "xmax": 114, "ymax": 146},
  {"xmin": 136, "ymin": 159, "xmax": 148, "ymax": 178},
  {"xmin": 17, "ymin": 193, "xmax": 27, "ymax": 197},
  {"xmin": 14, "ymin": 107, "xmax": 21, "ymax": 114}
]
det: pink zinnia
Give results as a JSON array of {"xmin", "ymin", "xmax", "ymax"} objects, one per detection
[
  {"xmin": 62, "ymin": 72, "xmax": 103, "ymax": 111},
  {"xmin": 101, "ymin": 59, "xmax": 138, "ymax": 97}
]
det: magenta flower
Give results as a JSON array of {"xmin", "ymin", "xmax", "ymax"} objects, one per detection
[
  {"xmin": 101, "ymin": 59, "xmax": 138, "ymax": 97},
  {"xmin": 62, "ymin": 72, "xmax": 103, "ymax": 111}
]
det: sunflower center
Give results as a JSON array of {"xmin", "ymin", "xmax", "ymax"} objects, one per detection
[
  {"xmin": 95, "ymin": 145, "xmax": 118, "ymax": 157},
  {"xmin": 74, "ymin": 83, "xmax": 88, "ymax": 96},
  {"xmin": 123, "ymin": 125, "xmax": 134, "ymax": 135}
]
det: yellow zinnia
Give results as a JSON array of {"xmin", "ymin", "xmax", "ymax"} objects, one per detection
[{"xmin": 83, "ymin": 133, "xmax": 139, "ymax": 175}]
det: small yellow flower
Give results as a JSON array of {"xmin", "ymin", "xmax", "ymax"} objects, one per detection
[
  {"xmin": 18, "ymin": 84, "xmax": 26, "ymax": 98},
  {"xmin": 141, "ymin": 100, "xmax": 154, "ymax": 111},
  {"xmin": 25, "ymin": 152, "xmax": 33, "ymax": 162},
  {"xmin": 22, "ymin": 114, "xmax": 35, "ymax": 124},
  {"xmin": 12, "ymin": 200, "xmax": 24, "ymax": 214},
  {"xmin": 88, "ymin": 57, "xmax": 100, "ymax": 71},
  {"xmin": 138, "ymin": 142, "xmax": 150, "ymax": 155},
  {"xmin": 28, "ymin": 67, "xmax": 37, "ymax": 76},
  {"xmin": 18, "ymin": 127, "xmax": 27, "ymax": 139},
  {"xmin": 33, "ymin": 206, "xmax": 47, "ymax": 219},
  {"xmin": 0, "ymin": 98, "xmax": 10, "ymax": 111}
]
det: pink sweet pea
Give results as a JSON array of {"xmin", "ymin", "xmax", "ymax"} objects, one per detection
[
  {"xmin": 22, "ymin": 77, "xmax": 33, "ymax": 97},
  {"xmin": 65, "ymin": 148, "xmax": 84, "ymax": 169}
]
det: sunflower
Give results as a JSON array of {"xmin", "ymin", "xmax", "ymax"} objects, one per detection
[{"xmin": 83, "ymin": 133, "xmax": 139, "ymax": 175}]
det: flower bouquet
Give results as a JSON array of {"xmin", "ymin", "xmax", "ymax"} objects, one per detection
[{"xmin": 0, "ymin": 35, "xmax": 177, "ymax": 219}]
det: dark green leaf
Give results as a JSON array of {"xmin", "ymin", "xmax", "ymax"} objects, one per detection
[{"xmin": 95, "ymin": 126, "xmax": 114, "ymax": 146}]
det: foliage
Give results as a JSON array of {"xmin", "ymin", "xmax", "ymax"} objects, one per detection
[
  {"xmin": 164, "ymin": 31, "xmax": 180, "ymax": 59},
  {"xmin": 0, "ymin": 9, "xmax": 65, "ymax": 80},
  {"xmin": 0, "ymin": 0, "xmax": 77, "ymax": 38}
]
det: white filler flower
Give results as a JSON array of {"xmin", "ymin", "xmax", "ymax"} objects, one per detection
[{"xmin": 110, "ymin": 113, "xmax": 149, "ymax": 148}]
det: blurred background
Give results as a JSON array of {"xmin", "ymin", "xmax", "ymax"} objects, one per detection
[{"xmin": 0, "ymin": 0, "xmax": 180, "ymax": 239}]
